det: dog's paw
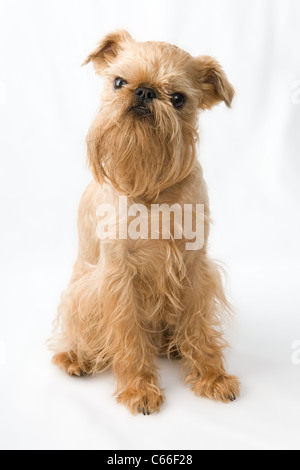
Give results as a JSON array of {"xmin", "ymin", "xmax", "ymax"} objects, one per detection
[
  {"xmin": 117, "ymin": 385, "xmax": 165, "ymax": 415},
  {"xmin": 52, "ymin": 352, "xmax": 83, "ymax": 377},
  {"xmin": 193, "ymin": 373, "xmax": 240, "ymax": 403}
]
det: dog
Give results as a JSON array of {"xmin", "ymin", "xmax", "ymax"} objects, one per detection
[{"xmin": 50, "ymin": 30, "xmax": 240, "ymax": 414}]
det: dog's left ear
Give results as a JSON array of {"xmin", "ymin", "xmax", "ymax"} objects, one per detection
[
  {"xmin": 83, "ymin": 30, "xmax": 133, "ymax": 74},
  {"xmin": 192, "ymin": 56, "xmax": 235, "ymax": 109}
]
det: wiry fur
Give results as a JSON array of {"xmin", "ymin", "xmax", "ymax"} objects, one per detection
[{"xmin": 50, "ymin": 31, "xmax": 239, "ymax": 414}]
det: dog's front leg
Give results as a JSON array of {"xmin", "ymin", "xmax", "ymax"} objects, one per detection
[
  {"xmin": 102, "ymin": 242, "xmax": 165, "ymax": 415},
  {"xmin": 180, "ymin": 254, "xmax": 240, "ymax": 403}
]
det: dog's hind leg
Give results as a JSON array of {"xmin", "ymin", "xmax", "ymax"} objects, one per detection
[
  {"xmin": 50, "ymin": 260, "xmax": 110, "ymax": 374},
  {"xmin": 52, "ymin": 351, "xmax": 84, "ymax": 377},
  {"xmin": 50, "ymin": 181, "xmax": 105, "ymax": 374}
]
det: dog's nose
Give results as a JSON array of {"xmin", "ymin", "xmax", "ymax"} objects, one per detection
[{"xmin": 135, "ymin": 87, "xmax": 156, "ymax": 104}]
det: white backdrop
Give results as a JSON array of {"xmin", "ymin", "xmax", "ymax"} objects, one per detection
[{"xmin": 0, "ymin": 0, "xmax": 300, "ymax": 450}]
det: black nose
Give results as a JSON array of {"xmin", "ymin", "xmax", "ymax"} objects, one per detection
[{"xmin": 135, "ymin": 87, "xmax": 156, "ymax": 104}]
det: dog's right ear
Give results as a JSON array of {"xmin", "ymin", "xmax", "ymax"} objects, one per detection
[
  {"xmin": 82, "ymin": 30, "xmax": 133, "ymax": 74},
  {"xmin": 192, "ymin": 56, "xmax": 235, "ymax": 109}
]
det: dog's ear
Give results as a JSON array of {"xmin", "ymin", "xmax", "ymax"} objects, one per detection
[
  {"xmin": 192, "ymin": 56, "xmax": 235, "ymax": 109},
  {"xmin": 82, "ymin": 30, "xmax": 133, "ymax": 73}
]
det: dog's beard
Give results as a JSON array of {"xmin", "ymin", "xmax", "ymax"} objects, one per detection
[{"xmin": 87, "ymin": 99, "xmax": 197, "ymax": 200}]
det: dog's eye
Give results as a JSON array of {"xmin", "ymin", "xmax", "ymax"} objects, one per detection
[
  {"xmin": 114, "ymin": 77, "xmax": 127, "ymax": 90},
  {"xmin": 171, "ymin": 93, "xmax": 186, "ymax": 109}
]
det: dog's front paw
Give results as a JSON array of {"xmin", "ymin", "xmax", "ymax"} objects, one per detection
[
  {"xmin": 117, "ymin": 385, "xmax": 165, "ymax": 415},
  {"xmin": 193, "ymin": 373, "xmax": 240, "ymax": 403}
]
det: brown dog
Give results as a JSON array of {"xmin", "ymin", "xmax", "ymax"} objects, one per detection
[{"xmin": 50, "ymin": 30, "xmax": 239, "ymax": 414}]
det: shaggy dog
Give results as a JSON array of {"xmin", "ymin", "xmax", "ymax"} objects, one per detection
[{"xmin": 50, "ymin": 31, "xmax": 239, "ymax": 414}]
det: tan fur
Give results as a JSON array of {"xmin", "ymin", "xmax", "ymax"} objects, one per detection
[{"xmin": 50, "ymin": 31, "xmax": 239, "ymax": 414}]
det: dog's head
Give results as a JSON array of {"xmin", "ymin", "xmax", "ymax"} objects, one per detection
[{"xmin": 84, "ymin": 30, "xmax": 234, "ymax": 200}]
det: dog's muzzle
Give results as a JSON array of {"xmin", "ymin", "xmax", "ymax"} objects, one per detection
[
  {"xmin": 133, "ymin": 86, "xmax": 156, "ymax": 116},
  {"xmin": 134, "ymin": 105, "xmax": 152, "ymax": 116}
]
